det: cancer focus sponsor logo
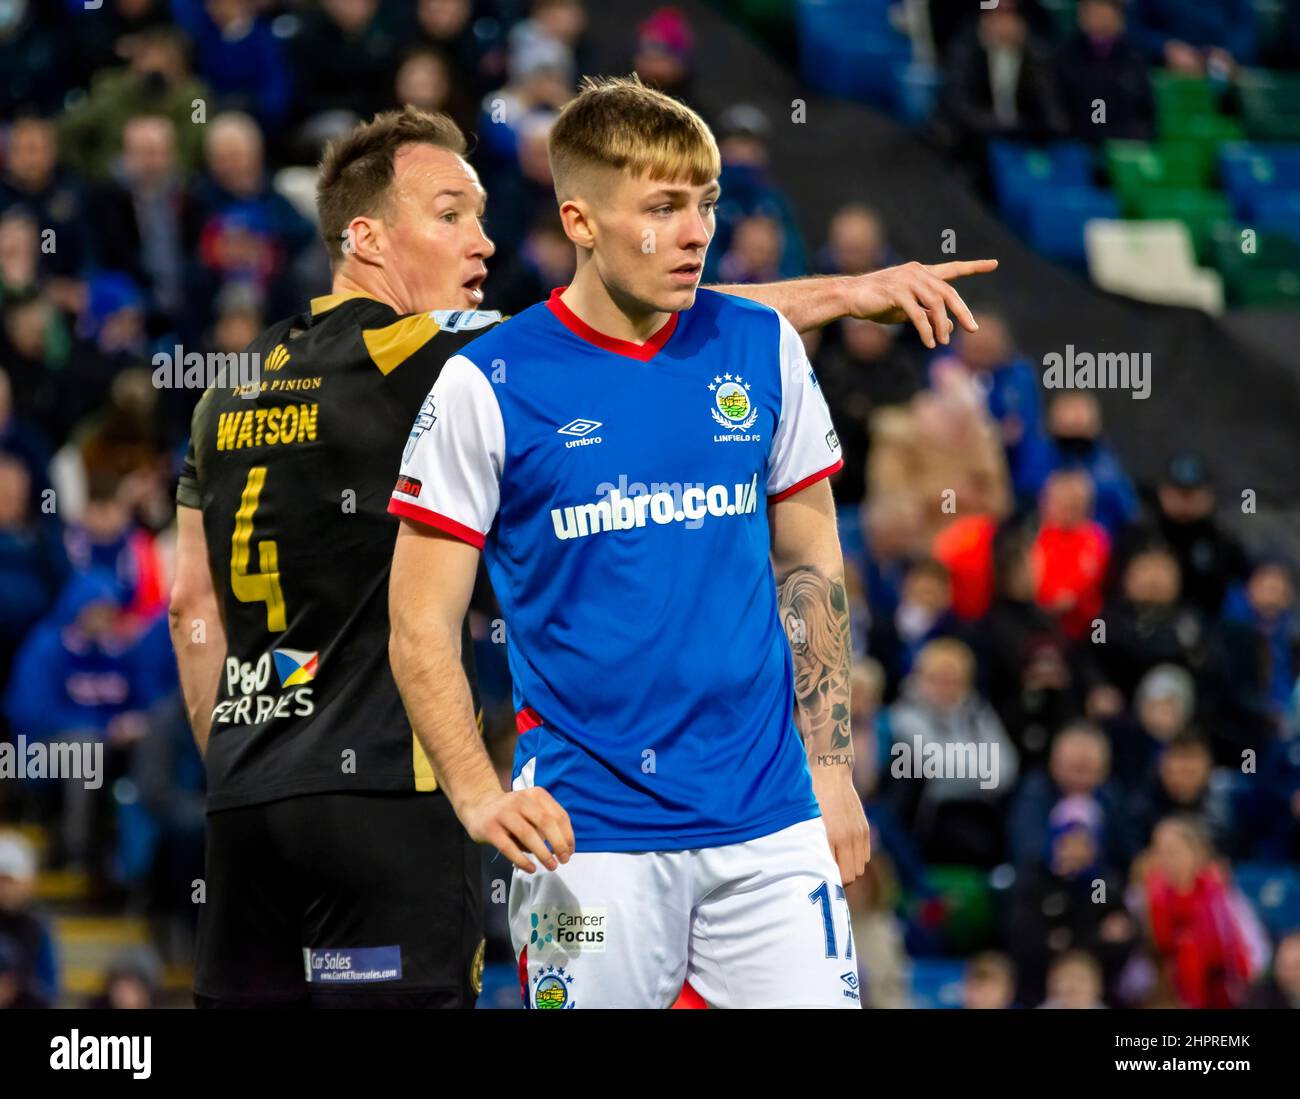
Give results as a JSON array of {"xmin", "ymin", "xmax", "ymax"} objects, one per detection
[
  {"xmin": 529, "ymin": 907, "xmax": 607, "ymax": 954},
  {"xmin": 551, "ymin": 475, "xmax": 759, "ymax": 541}
]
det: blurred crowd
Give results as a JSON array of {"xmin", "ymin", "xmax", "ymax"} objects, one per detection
[{"xmin": 0, "ymin": 0, "xmax": 1296, "ymax": 1009}]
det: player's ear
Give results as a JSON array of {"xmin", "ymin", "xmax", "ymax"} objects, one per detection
[
  {"xmin": 345, "ymin": 215, "xmax": 384, "ymax": 266},
  {"xmin": 558, "ymin": 198, "xmax": 594, "ymax": 251}
]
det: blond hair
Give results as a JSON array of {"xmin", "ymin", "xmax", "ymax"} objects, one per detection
[{"xmin": 548, "ymin": 74, "xmax": 721, "ymax": 200}]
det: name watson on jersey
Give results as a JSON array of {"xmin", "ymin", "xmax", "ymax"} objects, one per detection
[{"xmin": 215, "ymin": 403, "xmax": 320, "ymax": 451}]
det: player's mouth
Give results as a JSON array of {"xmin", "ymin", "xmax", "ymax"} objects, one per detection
[
  {"xmin": 669, "ymin": 260, "xmax": 702, "ymax": 286},
  {"xmin": 461, "ymin": 270, "xmax": 487, "ymax": 304}
]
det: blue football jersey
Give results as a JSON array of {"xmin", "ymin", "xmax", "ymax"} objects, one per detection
[{"xmin": 390, "ymin": 288, "xmax": 844, "ymax": 851}]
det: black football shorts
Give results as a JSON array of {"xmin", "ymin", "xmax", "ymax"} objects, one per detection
[{"xmin": 194, "ymin": 791, "xmax": 482, "ymax": 1008}]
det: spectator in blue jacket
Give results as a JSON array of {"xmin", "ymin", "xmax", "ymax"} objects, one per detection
[
  {"xmin": 1130, "ymin": 0, "xmax": 1257, "ymax": 73},
  {"xmin": 1008, "ymin": 721, "xmax": 1137, "ymax": 872},
  {"xmin": 1022, "ymin": 392, "xmax": 1138, "ymax": 537},
  {"xmin": 0, "ymin": 452, "xmax": 67, "ymax": 706},
  {"xmin": 168, "ymin": 0, "xmax": 292, "ymax": 134}
]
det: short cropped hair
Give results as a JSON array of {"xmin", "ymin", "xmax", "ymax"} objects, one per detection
[
  {"xmin": 548, "ymin": 74, "xmax": 721, "ymax": 200},
  {"xmin": 316, "ymin": 106, "xmax": 467, "ymax": 264}
]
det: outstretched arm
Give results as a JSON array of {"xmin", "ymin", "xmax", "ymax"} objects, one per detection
[
  {"xmin": 713, "ymin": 257, "xmax": 998, "ymax": 344},
  {"xmin": 770, "ymin": 477, "xmax": 870, "ymax": 885}
]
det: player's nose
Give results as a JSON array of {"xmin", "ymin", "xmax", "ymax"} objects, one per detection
[
  {"xmin": 470, "ymin": 220, "xmax": 496, "ymax": 259},
  {"xmin": 679, "ymin": 211, "xmax": 711, "ymax": 250}
]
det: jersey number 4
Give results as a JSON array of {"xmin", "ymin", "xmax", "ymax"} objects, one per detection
[{"xmin": 231, "ymin": 466, "xmax": 287, "ymax": 632}]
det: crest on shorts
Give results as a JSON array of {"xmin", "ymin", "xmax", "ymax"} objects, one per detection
[{"xmin": 532, "ymin": 964, "xmax": 575, "ymax": 1009}]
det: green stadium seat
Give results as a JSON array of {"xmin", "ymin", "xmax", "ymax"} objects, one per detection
[
  {"xmin": 1210, "ymin": 221, "xmax": 1300, "ymax": 308},
  {"xmin": 1237, "ymin": 69, "xmax": 1300, "ymax": 142},
  {"xmin": 1105, "ymin": 141, "xmax": 1212, "ymax": 213},
  {"xmin": 1133, "ymin": 189, "xmax": 1233, "ymax": 260},
  {"xmin": 1153, "ymin": 73, "xmax": 1217, "ymax": 130}
]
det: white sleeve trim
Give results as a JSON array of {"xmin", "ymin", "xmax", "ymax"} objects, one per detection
[{"xmin": 766, "ymin": 311, "xmax": 844, "ymax": 498}]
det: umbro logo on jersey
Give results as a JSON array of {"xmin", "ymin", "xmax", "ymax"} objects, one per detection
[
  {"xmin": 557, "ymin": 419, "xmax": 603, "ymax": 448},
  {"xmin": 551, "ymin": 476, "xmax": 759, "ymax": 541}
]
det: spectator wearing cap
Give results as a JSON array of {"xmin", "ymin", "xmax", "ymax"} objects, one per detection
[
  {"xmin": 633, "ymin": 6, "xmax": 695, "ymax": 100},
  {"xmin": 701, "ymin": 104, "xmax": 806, "ymax": 285},
  {"xmin": 1111, "ymin": 452, "xmax": 1250, "ymax": 620},
  {"xmin": 1100, "ymin": 662, "xmax": 1199, "ymax": 790},
  {"xmin": 1056, "ymin": 0, "xmax": 1155, "ymax": 143},
  {"xmin": 168, "ymin": 0, "xmax": 292, "ymax": 134},
  {"xmin": 0, "ymin": 831, "xmax": 59, "ymax": 1006},
  {"xmin": 58, "ymin": 26, "xmax": 209, "ymax": 184},
  {"xmin": 1008, "ymin": 795, "xmax": 1135, "ymax": 1007},
  {"xmin": 91, "ymin": 115, "xmax": 201, "ymax": 339},
  {"xmin": 1129, "ymin": 0, "xmax": 1257, "ymax": 75}
]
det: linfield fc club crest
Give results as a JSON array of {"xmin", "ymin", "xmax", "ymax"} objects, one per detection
[
  {"xmin": 532, "ymin": 964, "xmax": 575, "ymax": 1009},
  {"xmin": 708, "ymin": 373, "xmax": 759, "ymax": 431}
]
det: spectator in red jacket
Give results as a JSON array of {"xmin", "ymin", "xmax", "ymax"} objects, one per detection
[
  {"xmin": 1031, "ymin": 469, "xmax": 1110, "ymax": 639},
  {"xmin": 1142, "ymin": 816, "xmax": 1263, "ymax": 1008}
]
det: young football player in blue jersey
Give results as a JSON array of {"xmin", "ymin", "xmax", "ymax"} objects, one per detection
[{"xmin": 387, "ymin": 77, "xmax": 995, "ymax": 1008}]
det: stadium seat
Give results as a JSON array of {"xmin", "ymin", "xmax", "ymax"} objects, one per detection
[
  {"xmin": 1210, "ymin": 220, "xmax": 1300, "ymax": 307},
  {"xmin": 1251, "ymin": 190, "xmax": 1300, "ymax": 239},
  {"xmin": 1106, "ymin": 141, "xmax": 1212, "ymax": 213},
  {"xmin": 1219, "ymin": 143, "xmax": 1300, "ymax": 219},
  {"xmin": 1023, "ymin": 184, "xmax": 1120, "ymax": 267},
  {"xmin": 991, "ymin": 140, "xmax": 1096, "ymax": 234},
  {"xmin": 1132, "ymin": 188, "xmax": 1232, "ymax": 261},
  {"xmin": 795, "ymin": 0, "xmax": 909, "ymax": 107},
  {"xmin": 907, "ymin": 957, "xmax": 966, "ymax": 1009},
  {"xmin": 1086, "ymin": 219, "xmax": 1226, "ymax": 313},
  {"xmin": 1233, "ymin": 863, "xmax": 1300, "ymax": 940},
  {"xmin": 1152, "ymin": 73, "xmax": 1218, "ymax": 132},
  {"xmin": 1237, "ymin": 69, "xmax": 1300, "ymax": 142}
]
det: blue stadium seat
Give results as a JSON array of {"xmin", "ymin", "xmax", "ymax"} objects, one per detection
[
  {"xmin": 796, "ymin": 0, "xmax": 910, "ymax": 108},
  {"xmin": 908, "ymin": 957, "xmax": 966, "ymax": 1009},
  {"xmin": 1234, "ymin": 863, "xmax": 1300, "ymax": 940},
  {"xmin": 1251, "ymin": 191, "xmax": 1300, "ymax": 240},
  {"xmin": 990, "ymin": 141, "xmax": 1096, "ymax": 235},
  {"xmin": 1024, "ymin": 185, "xmax": 1121, "ymax": 267},
  {"xmin": 477, "ymin": 961, "xmax": 524, "ymax": 1009},
  {"xmin": 1219, "ymin": 143, "xmax": 1300, "ymax": 219}
]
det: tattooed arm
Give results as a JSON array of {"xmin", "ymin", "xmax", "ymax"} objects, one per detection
[{"xmin": 770, "ymin": 477, "xmax": 870, "ymax": 885}]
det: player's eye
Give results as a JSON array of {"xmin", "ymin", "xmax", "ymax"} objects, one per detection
[
  {"xmin": 650, "ymin": 205, "xmax": 673, "ymax": 217},
  {"xmin": 440, "ymin": 210, "xmax": 458, "ymax": 223}
]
